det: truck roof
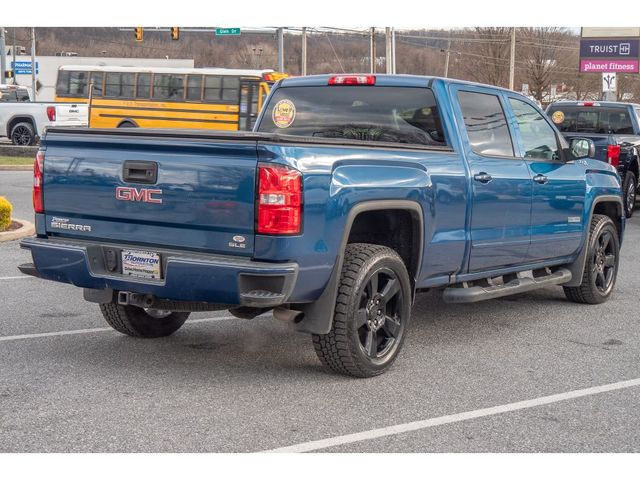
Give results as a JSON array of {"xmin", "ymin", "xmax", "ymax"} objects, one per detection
[
  {"xmin": 548, "ymin": 100, "xmax": 640, "ymax": 109},
  {"xmin": 278, "ymin": 74, "xmax": 520, "ymax": 94}
]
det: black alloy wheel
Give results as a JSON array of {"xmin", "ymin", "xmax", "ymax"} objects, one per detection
[
  {"xmin": 592, "ymin": 228, "xmax": 617, "ymax": 296},
  {"xmin": 624, "ymin": 173, "xmax": 636, "ymax": 218},
  {"xmin": 564, "ymin": 214, "xmax": 619, "ymax": 304},
  {"xmin": 11, "ymin": 123, "xmax": 34, "ymax": 146},
  {"xmin": 356, "ymin": 267, "xmax": 405, "ymax": 360},
  {"xmin": 312, "ymin": 243, "xmax": 412, "ymax": 377}
]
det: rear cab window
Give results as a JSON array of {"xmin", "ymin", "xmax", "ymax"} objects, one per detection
[
  {"xmin": 0, "ymin": 87, "xmax": 30, "ymax": 102},
  {"xmin": 548, "ymin": 105, "xmax": 635, "ymax": 135},
  {"xmin": 257, "ymin": 85, "xmax": 448, "ymax": 147},
  {"xmin": 456, "ymin": 90, "xmax": 514, "ymax": 157}
]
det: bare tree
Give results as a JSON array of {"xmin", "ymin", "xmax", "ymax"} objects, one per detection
[
  {"xmin": 517, "ymin": 27, "xmax": 572, "ymax": 104},
  {"xmin": 458, "ymin": 28, "xmax": 511, "ymax": 87}
]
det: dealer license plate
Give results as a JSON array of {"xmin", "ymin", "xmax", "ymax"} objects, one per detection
[{"xmin": 121, "ymin": 249, "xmax": 162, "ymax": 279}]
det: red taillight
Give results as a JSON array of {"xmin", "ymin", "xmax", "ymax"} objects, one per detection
[
  {"xmin": 33, "ymin": 151, "xmax": 44, "ymax": 213},
  {"xmin": 257, "ymin": 164, "xmax": 302, "ymax": 235},
  {"xmin": 328, "ymin": 75, "xmax": 375, "ymax": 86},
  {"xmin": 607, "ymin": 145, "xmax": 621, "ymax": 167},
  {"xmin": 46, "ymin": 106, "xmax": 56, "ymax": 121}
]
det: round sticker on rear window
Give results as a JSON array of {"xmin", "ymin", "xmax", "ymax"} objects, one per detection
[
  {"xmin": 551, "ymin": 110, "xmax": 565, "ymax": 124},
  {"xmin": 272, "ymin": 99, "xmax": 296, "ymax": 128}
]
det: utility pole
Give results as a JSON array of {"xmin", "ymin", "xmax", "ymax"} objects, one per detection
[
  {"xmin": 391, "ymin": 27, "xmax": 396, "ymax": 74},
  {"xmin": 301, "ymin": 27, "xmax": 307, "ymax": 76},
  {"xmin": 0, "ymin": 27, "xmax": 6, "ymax": 83},
  {"xmin": 385, "ymin": 27, "xmax": 392, "ymax": 74},
  {"xmin": 443, "ymin": 38, "xmax": 451, "ymax": 78},
  {"xmin": 31, "ymin": 28, "xmax": 36, "ymax": 100},
  {"xmin": 369, "ymin": 27, "xmax": 376, "ymax": 74},
  {"xmin": 509, "ymin": 27, "xmax": 515, "ymax": 90},
  {"xmin": 277, "ymin": 28, "xmax": 284, "ymax": 73},
  {"xmin": 11, "ymin": 29, "xmax": 16, "ymax": 84}
]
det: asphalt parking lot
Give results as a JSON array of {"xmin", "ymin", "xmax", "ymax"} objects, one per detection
[{"xmin": 1, "ymin": 170, "xmax": 640, "ymax": 453}]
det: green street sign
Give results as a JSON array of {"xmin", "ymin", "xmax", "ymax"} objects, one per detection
[{"xmin": 215, "ymin": 28, "xmax": 241, "ymax": 36}]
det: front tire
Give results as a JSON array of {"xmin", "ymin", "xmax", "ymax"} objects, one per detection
[
  {"xmin": 312, "ymin": 243, "xmax": 412, "ymax": 378},
  {"xmin": 99, "ymin": 302, "xmax": 189, "ymax": 338},
  {"xmin": 623, "ymin": 172, "xmax": 636, "ymax": 218},
  {"xmin": 563, "ymin": 214, "xmax": 620, "ymax": 304}
]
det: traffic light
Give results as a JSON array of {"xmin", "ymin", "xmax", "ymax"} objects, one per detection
[
  {"xmin": 171, "ymin": 27, "xmax": 179, "ymax": 41},
  {"xmin": 4, "ymin": 71, "xmax": 13, "ymax": 79},
  {"xmin": 135, "ymin": 27, "xmax": 143, "ymax": 42}
]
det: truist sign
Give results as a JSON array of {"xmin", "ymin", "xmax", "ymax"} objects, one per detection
[
  {"xmin": 579, "ymin": 39, "xmax": 639, "ymax": 58},
  {"xmin": 579, "ymin": 29, "xmax": 640, "ymax": 73}
]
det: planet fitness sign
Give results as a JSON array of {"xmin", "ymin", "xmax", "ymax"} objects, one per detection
[
  {"xmin": 580, "ymin": 29, "xmax": 640, "ymax": 73},
  {"xmin": 580, "ymin": 59, "xmax": 639, "ymax": 73}
]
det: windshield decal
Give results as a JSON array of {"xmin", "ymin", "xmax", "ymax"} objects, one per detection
[
  {"xmin": 272, "ymin": 99, "xmax": 296, "ymax": 128},
  {"xmin": 551, "ymin": 110, "xmax": 565, "ymax": 124}
]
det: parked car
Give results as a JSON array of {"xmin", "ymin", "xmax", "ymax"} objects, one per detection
[
  {"xmin": 19, "ymin": 74, "xmax": 625, "ymax": 377},
  {"xmin": 0, "ymin": 98, "xmax": 88, "ymax": 145},
  {"xmin": 546, "ymin": 101, "xmax": 640, "ymax": 217}
]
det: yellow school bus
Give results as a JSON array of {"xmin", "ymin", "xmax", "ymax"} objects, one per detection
[{"xmin": 55, "ymin": 65, "xmax": 287, "ymax": 131}]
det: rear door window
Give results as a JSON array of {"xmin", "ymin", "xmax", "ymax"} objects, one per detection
[
  {"xmin": 457, "ymin": 91, "xmax": 514, "ymax": 157},
  {"xmin": 257, "ymin": 85, "xmax": 447, "ymax": 146}
]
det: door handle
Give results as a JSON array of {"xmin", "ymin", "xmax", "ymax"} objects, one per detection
[
  {"xmin": 533, "ymin": 174, "xmax": 549, "ymax": 184},
  {"xmin": 473, "ymin": 172, "xmax": 493, "ymax": 184}
]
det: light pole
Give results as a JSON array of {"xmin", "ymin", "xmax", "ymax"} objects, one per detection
[
  {"xmin": 0, "ymin": 28, "xmax": 6, "ymax": 82},
  {"xmin": 31, "ymin": 28, "xmax": 36, "ymax": 100}
]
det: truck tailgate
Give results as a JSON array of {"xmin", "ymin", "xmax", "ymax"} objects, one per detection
[
  {"xmin": 41, "ymin": 129, "xmax": 258, "ymax": 256},
  {"xmin": 54, "ymin": 103, "xmax": 88, "ymax": 124}
]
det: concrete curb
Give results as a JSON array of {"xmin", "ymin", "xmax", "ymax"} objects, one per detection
[
  {"xmin": 0, "ymin": 145, "xmax": 39, "ymax": 158},
  {"xmin": 0, "ymin": 219, "xmax": 35, "ymax": 243},
  {"xmin": 0, "ymin": 165, "xmax": 32, "ymax": 171}
]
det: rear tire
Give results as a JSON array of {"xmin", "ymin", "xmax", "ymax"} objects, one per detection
[
  {"xmin": 623, "ymin": 172, "xmax": 636, "ymax": 218},
  {"xmin": 10, "ymin": 121, "xmax": 35, "ymax": 146},
  {"xmin": 117, "ymin": 121, "xmax": 137, "ymax": 128},
  {"xmin": 563, "ymin": 214, "xmax": 619, "ymax": 304},
  {"xmin": 99, "ymin": 302, "xmax": 189, "ymax": 338},
  {"xmin": 312, "ymin": 243, "xmax": 412, "ymax": 378}
]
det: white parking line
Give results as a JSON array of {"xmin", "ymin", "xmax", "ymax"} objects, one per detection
[
  {"xmin": 0, "ymin": 315, "xmax": 236, "ymax": 343},
  {"xmin": 263, "ymin": 377, "xmax": 640, "ymax": 453},
  {"xmin": 0, "ymin": 275, "xmax": 32, "ymax": 281}
]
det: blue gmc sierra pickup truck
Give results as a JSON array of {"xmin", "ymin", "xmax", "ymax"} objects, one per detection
[{"xmin": 19, "ymin": 74, "xmax": 625, "ymax": 377}]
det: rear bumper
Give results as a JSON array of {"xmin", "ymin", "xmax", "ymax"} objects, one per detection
[{"xmin": 20, "ymin": 236, "xmax": 298, "ymax": 308}]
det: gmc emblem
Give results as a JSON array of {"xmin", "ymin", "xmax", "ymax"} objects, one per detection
[{"xmin": 116, "ymin": 186, "xmax": 163, "ymax": 204}]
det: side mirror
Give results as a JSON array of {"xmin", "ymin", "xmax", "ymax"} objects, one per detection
[{"xmin": 570, "ymin": 138, "xmax": 595, "ymax": 159}]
